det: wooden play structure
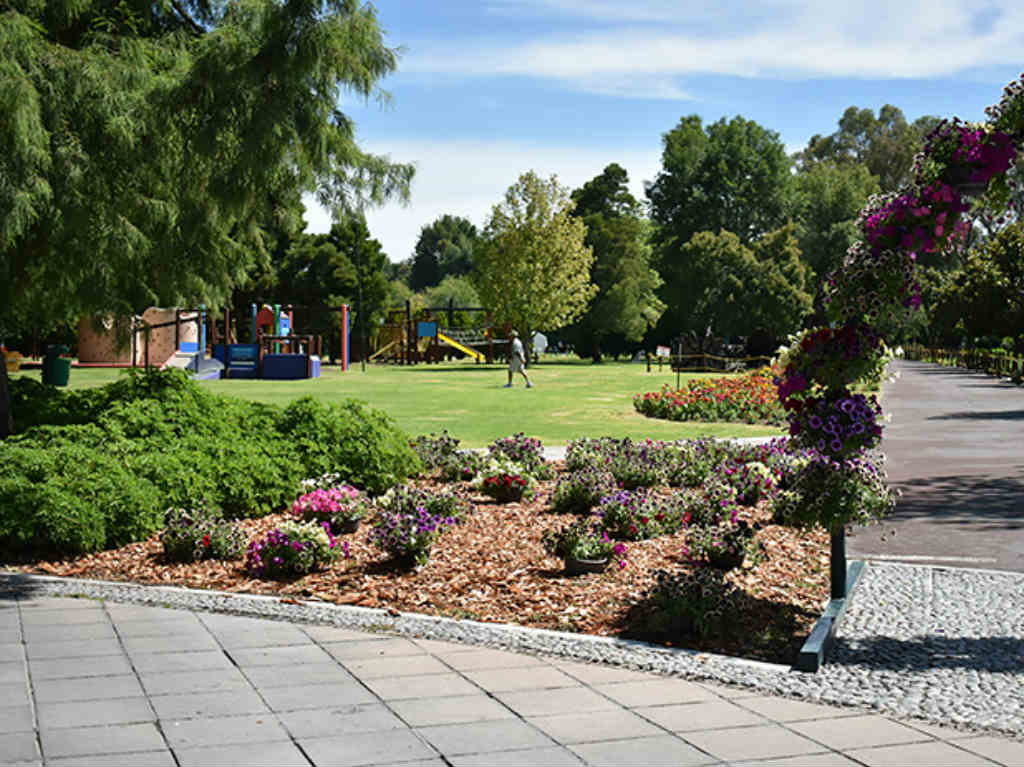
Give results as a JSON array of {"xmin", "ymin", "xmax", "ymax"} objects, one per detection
[{"xmin": 372, "ymin": 299, "xmax": 499, "ymax": 365}]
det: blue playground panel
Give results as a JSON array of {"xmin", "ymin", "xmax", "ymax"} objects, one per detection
[
  {"xmin": 263, "ymin": 354, "xmax": 320, "ymax": 380},
  {"xmin": 214, "ymin": 343, "xmax": 261, "ymax": 379}
]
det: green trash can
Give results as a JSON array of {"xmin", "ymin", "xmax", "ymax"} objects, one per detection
[{"xmin": 42, "ymin": 345, "xmax": 71, "ymax": 387}]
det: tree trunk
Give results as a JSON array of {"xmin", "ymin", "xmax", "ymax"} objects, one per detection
[
  {"xmin": 0, "ymin": 359, "xmax": 12, "ymax": 439},
  {"xmin": 590, "ymin": 341, "xmax": 602, "ymax": 364}
]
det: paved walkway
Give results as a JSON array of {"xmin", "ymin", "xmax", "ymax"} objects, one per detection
[
  {"xmin": 3, "ymin": 592, "xmax": 1023, "ymax": 767},
  {"xmin": 848, "ymin": 360, "xmax": 1024, "ymax": 572}
]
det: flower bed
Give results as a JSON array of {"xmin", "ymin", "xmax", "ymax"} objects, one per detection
[
  {"xmin": 634, "ymin": 370, "xmax": 786, "ymax": 425},
  {"xmin": 8, "ymin": 454, "xmax": 832, "ymax": 664}
]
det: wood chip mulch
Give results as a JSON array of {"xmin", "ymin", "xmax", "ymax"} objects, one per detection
[{"xmin": 9, "ymin": 463, "xmax": 831, "ymax": 665}]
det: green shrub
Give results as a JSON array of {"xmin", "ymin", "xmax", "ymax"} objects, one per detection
[
  {"xmin": 0, "ymin": 443, "xmax": 164, "ymax": 554},
  {"xmin": 276, "ymin": 397, "xmax": 420, "ymax": 494}
]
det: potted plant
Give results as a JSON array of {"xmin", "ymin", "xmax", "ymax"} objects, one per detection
[
  {"xmin": 543, "ymin": 520, "xmax": 627, "ymax": 575},
  {"xmin": 291, "ymin": 485, "xmax": 368, "ymax": 534},
  {"xmin": 684, "ymin": 520, "xmax": 760, "ymax": 571},
  {"xmin": 472, "ymin": 456, "xmax": 537, "ymax": 504}
]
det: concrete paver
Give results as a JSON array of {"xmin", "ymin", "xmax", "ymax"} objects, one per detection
[{"xmin": 569, "ymin": 734, "xmax": 715, "ymax": 766}]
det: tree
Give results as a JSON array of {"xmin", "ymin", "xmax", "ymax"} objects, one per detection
[
  {"xmin": 473, "ymin": 172, "xmax": 597, "ymax": 361},
  {"xmin": 646, "ymin": 115, "xmax": 792, "ymax": 342},
  {"xmin": 668, "ymin": 227, "xmax": 812, "ymax": 343},
  {"xmin": 931, "ymin": 221, "xmax": 1024, "ymax": 346},
  {"xmin": 0, "ymin": 0, "xmax": 413, "ymax": 435},
  {"xmin": 422, "ymin": 275, "xmax": 481, "ymax": 327},
  {"xmin": 567, "ymin": 164, "xmax": 664, "ymax": 362},
  {"xmin": 789, "ymin": 162, "xmax": 880, "ymax": 280},
  {"xmin": 795, "ymin": 105, "xmax": 941, "ymax": 192},
  {"xmin": 410, "ymin": 215, "xmax": 480, "ymax": 291},
  {"xmin": 646, "ymin": 115, "xmax": 792, "ymax": 247}
]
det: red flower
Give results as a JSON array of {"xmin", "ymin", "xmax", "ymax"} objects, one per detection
[{"xmin": 201, "ymin": 535, "xmax": 211, "ymax": 547}]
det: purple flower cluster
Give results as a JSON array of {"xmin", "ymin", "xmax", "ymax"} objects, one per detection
[
  {"xmin": 245, "ymin": 520, "xmax": 344, "ymax": 578},
  {"xmin": 367, "ymin": 504, "xmax": 457, "ymax": 566},
  {"xmin": 787, "ymin": 392, "xmax": 883, "ymax": 459},
  {"xmin": 859, "ymin": 183, "xmax": 970, "ymax": 258},
  {"xmin": 917, "ymin": 119, "xmax": 1017, "ymax": 187}
]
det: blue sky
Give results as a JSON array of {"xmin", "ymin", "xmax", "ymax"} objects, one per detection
[{"xmin": 304, "ymin": 0, "xmax": 1024, "ymax": 263}]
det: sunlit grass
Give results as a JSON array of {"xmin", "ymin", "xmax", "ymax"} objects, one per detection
[{"xmin": 12, "ymin": 358, "xmax": 783, "ymax": 448}]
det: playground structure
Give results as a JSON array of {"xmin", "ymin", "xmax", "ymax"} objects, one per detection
[
  {"xmin": 372, "ymin": 299, "xmax": 499, "ymax": 365},
  {"xmin": 210, "ymin": 303, "xmax": 350, "ymax": 380},
  {"xmin": 77, "ymin": 302, "xmax": 349, "ymax": 380}
]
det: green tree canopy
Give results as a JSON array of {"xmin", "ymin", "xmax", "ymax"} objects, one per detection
[
  {"xmin": 794, "ymin": 105, "xmax": 941, "ymax": 192},
  {"xmin": 0, "ymin": 0, "xmax": 413, "ymax": 434},
  {"xmin": 410, "ymin": 214, "xmax": 480, "ymax": 291},
  {"xmin": 646, "ymin": 115, "xmax": 792, "ymax": 247},
  {"xmin": 668, "ymin": 227, "xmax": 812, "ymax": 343},
  {"xmin": 930, "ymin": 221, "xmax": 1024, "ymax": 346},
  {"xmin": 789, "ymin": 161, "xmax": 880, "ymax": 281},
  {"xmin": 567, "ymin": 164, "xmax": 664, "ymax": 362},
  {"xmin": 646, "ymin": 115, "xmax": 792, "ymax": 343},
  {"xmin": 473, "ymin": 171, "xmax": 596, "ymax": 358}
]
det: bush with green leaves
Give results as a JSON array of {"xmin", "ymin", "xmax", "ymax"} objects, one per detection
[
  {"xmin": 161, "ymin": 503, "xmax": 246, "ymax": 563},
  {"xmin": 550, "ymin": 468, "xmax": 616, "ymax": 514},
  {"xmin": 1, "ymin": 369, "xmax": 420, "ymax": 556},
  {"xmin": 277, "ymin": 397, "xmax": 420, "ymax": 494},
  {"xmin": 0, "ymin": 442, "xmax": 164, "ymax": 554},
  {"xmin": 564, "ymin": 437, "xmax": 618, "ymax": 471}
]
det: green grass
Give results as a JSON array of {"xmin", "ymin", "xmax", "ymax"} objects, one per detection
[{"xmin": 11, "ymin": 359, "xmax": 783, "ymax": 448}]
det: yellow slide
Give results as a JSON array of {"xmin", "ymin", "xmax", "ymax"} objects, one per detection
[{"xmin": 437, "ymin": 332, "xmax": 486, "ymax": 362}]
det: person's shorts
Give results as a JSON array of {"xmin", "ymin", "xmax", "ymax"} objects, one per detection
[{"xmin": 509, "ymin": 356, "xmax": 524, "ymax": 373}]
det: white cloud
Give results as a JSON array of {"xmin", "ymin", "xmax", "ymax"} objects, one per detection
[
  {"xmin": 406, "ymin": 0, "xmax": 1024, "ymax": 95},
  {"xmin": 305, "ymin": 139, "xmax": 662, "ymax": 262}
]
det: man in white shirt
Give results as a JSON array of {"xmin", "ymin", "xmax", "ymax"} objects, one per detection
[{"xmin": 504, "ymin": 329, "xmax": 533, "ymax": 388}]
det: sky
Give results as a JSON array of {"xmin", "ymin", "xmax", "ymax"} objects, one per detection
[{"xmin": 303, "ymin": 0, "xmax": 1024, "ymax": 263}]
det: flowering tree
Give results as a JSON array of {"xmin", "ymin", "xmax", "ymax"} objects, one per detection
[{"xmin": 774, "ymin": 75, "xmax": 1024, "ymax": 597}]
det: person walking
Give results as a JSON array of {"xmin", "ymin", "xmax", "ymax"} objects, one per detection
[{"xmin": 504, "ymin": 329, "xmax": 533, "ymax": 388}]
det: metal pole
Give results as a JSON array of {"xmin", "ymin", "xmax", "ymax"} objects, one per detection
[
  {"xmin": 355, "ymin": 238, "xmax": 366, "ymax": 372},
  {"xmin": 830, "ymin": 527, "xmax": 847, "ymax": 600}
]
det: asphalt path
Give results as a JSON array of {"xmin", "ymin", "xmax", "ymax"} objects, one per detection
[{"xmin": 847, "ymin": 359, "xmax": 1024, "ymax": 572}]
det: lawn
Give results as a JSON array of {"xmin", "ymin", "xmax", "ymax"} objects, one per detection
[{"xmin": 12, "ymin": 359, "xmax": 783, "ymax": 447}]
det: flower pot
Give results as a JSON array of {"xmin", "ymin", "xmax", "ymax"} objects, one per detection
[
  {"xmin": 487, "ymin": 485, "xmax": 524, "ymax": 504},
  {"xmin": 706, "ymin": 550, "xmax": 744, "ymax": 571},
  {"xmin": 332, "ymin": 518, "xmax": 361, "ymax": 535},
  {"xmin": 563, "ymin": 555, "xmax": 610, "ymax": 575}
]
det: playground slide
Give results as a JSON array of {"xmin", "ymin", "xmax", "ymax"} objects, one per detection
[{"xmin": 436, "ymin": 332, "xmax": 486, "ymax": 362}]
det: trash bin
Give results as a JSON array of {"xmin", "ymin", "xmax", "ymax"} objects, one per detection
[{"xmin": 42, "ymin": 345, "xmax": 71, "ymax": 387}]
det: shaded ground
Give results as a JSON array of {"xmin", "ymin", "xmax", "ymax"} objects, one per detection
[{"xmin": 848, "ymin": 360, "xmax": 1024, "ymax": 572}]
